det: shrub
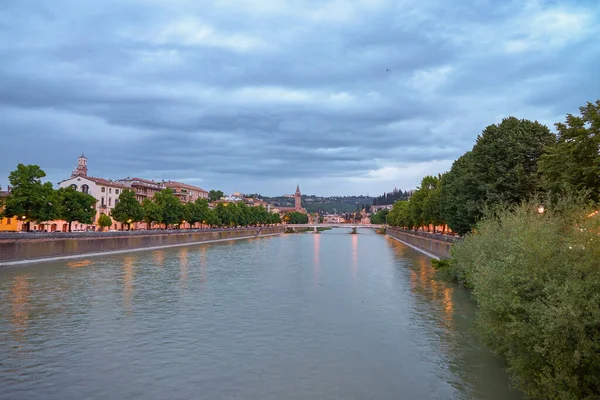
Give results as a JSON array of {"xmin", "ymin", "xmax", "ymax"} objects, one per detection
[{"xmin": 445, "ymin": 200, "xmax": 600, "ymax": 399}]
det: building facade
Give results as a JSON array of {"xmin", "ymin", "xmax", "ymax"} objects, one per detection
[
  {"xmin": 117, "ymin": 177, "xmax": 165, "ymax": 203},
  {"xmin": 163, "ymin": 181, "xmax": 208, "ymax": 203},
  {"xmin": 58, "ymin": 155, "xmax": 127, "ymax": 229}
]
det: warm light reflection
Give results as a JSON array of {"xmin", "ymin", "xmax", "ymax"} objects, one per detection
[
  {"xmin": 123, "ymin": 256, "xmax": 134, "ymax": 315},
  {"xmin": 67, "ymin": 259, "xmax": 92, "ymax": 268},
  {"xmin": 392, "ymin": 238, "xmax": 456, "ymax": 331},
  {"xmin": 200, "ymin": 246, "xmax": 207, "ymax": 287},
  {"xmin": 153, "ymin": 250, "xmax": 165, "ymax": 267},
  {"xmin": 351, "ymin": 234, "xmax": 358, "ymax": 280},
  {"xmin": 179, "ymin": 247, "xmax": 188, "ymax": 291},
  {"xmin": 313, "ymin": 233, "xmax": 320, "ymax": 287},
  {"xmin": 10, "ymin": 274, "xmax": 31, "ymax": 345}
]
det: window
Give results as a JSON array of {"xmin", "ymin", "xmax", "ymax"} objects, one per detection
[
  {"xmin": 7, "ymin": 218, "xmax": 12, "ymax": 224},
  {"xmin": 109, "ymin": 198, "xmax": 112, "ymax": 206},
  {"xmin": 101, "ymin": 187, "xmax": 106, "ymax": 193},
  {"xmin": 109, "ymin": 188, "xmax": 112, "ymax": 194},
  {"xmin": 116, "ymin": 189, "xmax": 119, "ymax": 195},
  {"xmin": 81, "ymin": 184, "xmax": 89, "ymax": 194},
  {"xmin": 70, "ymin": 184, "xmax": 77, "ymax": 190},
  {"xmin": 115, "ymin": 199, "xmax": 119, "ymax": 206},
  {"xmin": 101, "ymin": 197, "xmax": 105, "ymax": 207}
]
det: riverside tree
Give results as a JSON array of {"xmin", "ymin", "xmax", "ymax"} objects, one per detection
[
  {"xmin": 441, "ymin": 118, "xmax": 553, "ymax": 234},
  {"xmin": 441, "ymin": 200, "xmax": 600, "ymax": 399},
  {"xmin": 154, "ymin": 188, "xmax": 184, "ymax": 227},
  {"xmin": 97, "ymin": 213, "xmax": 112, "ymax": 231},
  {"xmin": 208, "ymin": 190, "xmax": 224, "ymax": 202},
  {"xmin": 57, "ymin": 186, "xmax": 97, "ymax": 232},
  {"xmin": 110, "ymin": 189, "xmax": 143, "ymax": 230},
  {"xmin": 538, "ymin": 100, "xmax": 600, "ymax": 201},
  {"xmin": 1, "ymin": 164, "xmax": 59, "ymax": 231},
  {"xmin": 141, "ymin": 198, "xmax": 162, "ymax": 229}
]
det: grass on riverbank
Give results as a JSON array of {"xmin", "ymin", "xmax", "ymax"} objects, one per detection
[{"xmin": 436, "ymin": 200, "xmax": 600, "ymax": 399}]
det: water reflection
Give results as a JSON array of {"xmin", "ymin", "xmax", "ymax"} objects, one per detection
[
  {"xmin": 199, "ymin": 246, "xmax": 207, "ymax": 287},
  {"xmin": 152, "ymin": 250, "xmax": 164, "ymax": 267},
  {"xmin": 351, "ymin": 234, "xmax": 358, "ymax": 280},
  {"xmin": 123, "ymin": 256, "xmax": 135, "ymax": 315},
  {"xmin": 67, "ymin": 259, "xmax": 92, "ymax": 268},
  {"xmin": 10, "ymin": 275, "xmax": 30, "ymax": 346},
  {"xmin": 313, "ymin": 233, "xmax": 320, "ymax": 287},
  {"xmin": 179, "ymin": 248, "xmax": 188, "ymax": 292}
]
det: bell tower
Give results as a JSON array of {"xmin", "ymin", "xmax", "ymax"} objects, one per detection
[
  {"xmin": 75, "ymin": 154, "xmax": 88, "ymax": 177},
  {"xmin": 294, "ymin": 185, "xmax": 301, "ymax": 210}
]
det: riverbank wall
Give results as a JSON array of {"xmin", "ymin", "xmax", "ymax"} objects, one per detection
[
  {"xmin": 386, "ymin": 227, "xmax": 460, "ymax": 259},
  {"xmin": 0, "ymin": 226, "xmax": 285, "ymax": 266}
]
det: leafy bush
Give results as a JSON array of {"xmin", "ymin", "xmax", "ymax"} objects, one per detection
[{"xmin": 445, "ymin": 200, "xmax": 600, "ymax": 399}]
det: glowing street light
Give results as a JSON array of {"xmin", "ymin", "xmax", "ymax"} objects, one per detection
[{"xmin": 537, "ymin": 205, "xmax": 545, "ymax": 214}]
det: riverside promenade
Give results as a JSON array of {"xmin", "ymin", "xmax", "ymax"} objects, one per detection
[{"xmin": 0, "ymin": 226, "xmax": 285, "ymax": 266}]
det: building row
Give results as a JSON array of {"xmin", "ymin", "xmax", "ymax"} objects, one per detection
[{"xmin": 0, "ymin": 155, "xmax": 308, "ymax": 232}]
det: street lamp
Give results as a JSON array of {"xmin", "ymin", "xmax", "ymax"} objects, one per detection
[{"xmin": 537, "ymin": 205, "xmax": 545, "ymax": 214}]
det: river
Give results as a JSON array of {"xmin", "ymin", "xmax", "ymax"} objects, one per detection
[{"xmin": 0, "ymin": 228, "xmax": 521, "ymax": 399}]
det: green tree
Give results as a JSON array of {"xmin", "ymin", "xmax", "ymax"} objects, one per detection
[
  {"xmin": 370, "ymin": 209, "xmax": 389, "ymax": 224},
  {"xmin": 208, "ymin": 190, "xmax": 225, "ymax": 202},
  {"xmin": 97, "ymin": 213, "xmax": 112, "ymax": 231},
  {"xmin": 538, "ymin": 100, "xmax": 600, "ymax": 201},
  {"xmin": 195, "ymin": 198, "xmax": 211, "ymax": 228},
  {"xmin": 215, "ymin": 202, "xmax": 233, "ymax": 226},
  {"xmin": 154, "ymin": 188, "xmax": 184, "ymax": 227},
  {"xmin": 443, "ymin": 199, "xmax": 600, "ymax": 399},
  {"xmin": 57, "ymin": 187, "xmax": 97, "ymax": 232},
  {"xmin": 141, "ymin": 198, "xmax": 162, "ymax": 229},
  {"xmin": 1, "ymin": 164, "xmax": 59, "ymax": 231},
  {"xmin": 441, "ymin": 118, "xmax": 553, "ymax": 235},
  {"xmin": 111, "ymin": 189, "xmax": 143, "ymax": 230},
  {"xmin": 285, "ymin": 211, "xmax": 308, "ymax": 224}
]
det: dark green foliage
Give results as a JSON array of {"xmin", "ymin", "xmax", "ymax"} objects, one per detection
[
  {"xmin": 284, "ymin": 211, "xmax": 308, "ymax": 224},
  {"xmin": 111, "ymin": 189, "xmax": 143, "ymax": 229},
  {"xmin": 2, "ymin": 164, "xmax": 59, "ymax": 231},
  {"xmin": 441, "ymin": 118, "xmax": 553, "ymax": 234},
  {"xmin": 538, "ymin": 100, "xmax": 600, "ymax": 202},
  {"xmin": 57, "ymin": 187, "xmax": 97, "ymax": 231},
  {"xmin": 141, "ymin": 198, "xmax": 162, "ymax": 229},
  {"xmin": 447, "ymin": 200, "xmax": 600, "ymax": 399},
  {"xmin": 97, "ymin": 213, "xmax": 112, "ymax": 231},
  {"xmin": 208, "ymin": 190, "xmax": 224, "ymax": 202},
  {"xmin": 370, "ymin": 209, "xmax": 388, "ymax": 224},
  {"xmin": 153, "ymin": 188, "xmax": 184, "ymax": 227}
]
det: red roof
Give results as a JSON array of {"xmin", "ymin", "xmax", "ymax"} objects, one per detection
[
  {"xmin": 163, "ymin": 181, "xmax": 207, "ymax": 193},
  {"xmin": 86, "ymin": 177, "xmax": 127, "ymax": 188}
]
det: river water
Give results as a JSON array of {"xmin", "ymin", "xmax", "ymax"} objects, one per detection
[{"xmin": 0, "ymin": 229, "xmax": 521, "ymax": 400}]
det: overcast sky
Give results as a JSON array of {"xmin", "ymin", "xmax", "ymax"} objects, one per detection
[{"xmin": 1, "ymin": 0, "xmax": 598, "ymax": 196}]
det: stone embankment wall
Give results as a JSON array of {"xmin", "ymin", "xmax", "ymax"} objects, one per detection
[
  {"xmin": 0, "ymin": 227, "xmax": 285, "ymax": 265},
  {"xmin": 386, "ymin": 227, "xmax": 461, "ymax": 259}
]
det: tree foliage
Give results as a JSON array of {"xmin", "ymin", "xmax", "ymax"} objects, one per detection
[
  {"xmin": 97, "ymin": 213, "xmax": 112, "ymax": 231},
  {"xmin": 440, "ymin": 118, "xmax": 553, "ymax": 234},
  {"xmin": 208, "ymin": 190, "xmax": 224, "ymax": 202},
  {"xmin": 1, "ymin": 164, "xmax": 59, "ymax": 231},
  {"xmin": 441, "ymin": 200, "xmax": 600, "ymax": 399},
  {"xmin": 538, "ymin": 100, "xmax": 600, "ymax": 201},
  {"xmin": 141, "ymin": 198, "xmax": 162, "ymax": 229},
  {"xmin": 153, "ymin": 188, "xmax": 185, "ymax": 227},
  {"xmin": 284, "ymin": 211, "xmax": 308, "ymax": 224},
  {"xmin": 57, "ymin": 187, "xmax": 97, "ymax": 231},
  {"xmin": 370, "ymin": 209, "xmax": 389, "ymax": 224},
  {"xmin": 110, "ymin": 189, "xmax": 143, "ymax": 229}
]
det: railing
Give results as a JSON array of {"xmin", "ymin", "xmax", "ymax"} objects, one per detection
[
  {"xmin": 0, "ymin": 226, "xmax": 283, "ymax": 240},
  {"xmin": 387, "ymin": 227, "xmax": 462, "ymax": 243}
]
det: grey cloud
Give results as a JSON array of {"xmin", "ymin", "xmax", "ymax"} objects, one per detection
[{"xmin": 0, "ymin": 0, "xmax": 598, "ymax": 195}]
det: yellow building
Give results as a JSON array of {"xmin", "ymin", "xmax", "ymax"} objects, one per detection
[{"xmin": 0, "ymin": 190, "xmax": 22, "ymax": 232}]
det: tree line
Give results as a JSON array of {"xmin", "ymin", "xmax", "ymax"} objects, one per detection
[
  {"xmin": 0, "ymin": 165, "xmax": 283, "ymax": 231},
  {"xmin": 372, "ymin": 187, "xmax": 411, "ymax": 206},
  {"xmin": 386, "ymin": 100, "xmax": 600, "ymax": 235}
]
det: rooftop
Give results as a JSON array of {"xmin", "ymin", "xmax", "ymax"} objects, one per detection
[{"xmin": 163, "ymin": 181, "xmax": 207, "ymax": 193}]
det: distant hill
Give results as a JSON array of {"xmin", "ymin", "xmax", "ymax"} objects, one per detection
[
  {"xmin": 257, "ymin": 195, "xmax": 374, "ymax": 214},
  {"xmin": 372, "ymin": 188, "xmax": 412, "ymax": 205}
]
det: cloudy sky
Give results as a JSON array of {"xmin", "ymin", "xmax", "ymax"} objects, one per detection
[{"xmin": 1, "ymin": 0, "xmax": 598, "ymax": 196}]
